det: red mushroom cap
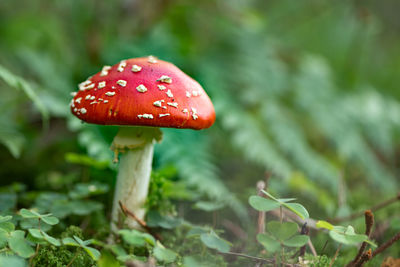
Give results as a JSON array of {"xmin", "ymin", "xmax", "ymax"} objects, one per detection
[{"xmin": 70, "ymin": 56, "xmax": 215, "ymax": 130}]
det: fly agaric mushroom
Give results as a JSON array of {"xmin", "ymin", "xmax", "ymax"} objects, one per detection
[{"xmin": 70, "ymin": 56, "xmax": 215, "ymax": 229}]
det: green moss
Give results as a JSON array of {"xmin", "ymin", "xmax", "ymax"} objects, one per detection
[
  {"xmin": 146, "ymin": 172, "xmax": 176, "ymax": 215},
  {"xmin": 32, "ymin": 226, "xmax": 96, "ymax": 267},
  {"xmin": 61, "ymin": 225, "xmax": 84, "ymax": 240},
  {"xmin": 301, "ymin": 254, "xmax": 331, "ymax": 267},
  {"xmin": 162, "ymin": 226, "xmax": 227, "ymax": 267}
]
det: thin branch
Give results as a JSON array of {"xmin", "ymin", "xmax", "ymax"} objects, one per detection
[
  {"xmin": 269, "ymin": 209, "xmax": 319, "ymax": 230},
  {"xmin": 299, "ymin": 223, "xmax": 309, "ymax": 257},
  {"xmin": 355, "ymin": 232, "xmax": 400, "ymax": 266},
  {"xmin": 329, "ymin": 244, "xmax": 342, "ymax": 267},
  {"xmin": 353, "ymin": 249, "xmax": 372, "ymax": 267},
  {"xmin": 257, "ymin": 180, "xmax": 266, "ymax": 234},
  {"xmin": 371, "ymin": 232, "xmax": 400, "ymax": 258},
  {"xmin": 331, "ymin": 192, "xmax": 400, "ymax": 223},
  {"xmin": 66, "ymin": 249, "xmax": 80, "ymax": 267},
  {"xmin": 118, "ymin": 201, "xmax": 161, "ymax": 240},
  {"xmin": 347, "ymin": 210, "xmax": 374, "ymax": 267},
  {"xmin": 307, "ymin": 239, "xmax": 318, "ymax": 257}
]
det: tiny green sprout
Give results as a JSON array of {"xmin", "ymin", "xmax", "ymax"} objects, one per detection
[
  {"xmin": 19, "ymin": 209, "xmax": 59, "ymax": 225},
  {"xmin": 248, "ymin": 190, "xmax": 309, "ymax": 220},
  {"xmin": 62, "ymin": 236, "xmax": 101, "ymax": 261},
  {"xmin": 257, "ymin": 221, "xmax": 309, "ymax": 253},
  {"xmin": 316, "ymin": 220, "xmax": 377, "ymax": 247}
]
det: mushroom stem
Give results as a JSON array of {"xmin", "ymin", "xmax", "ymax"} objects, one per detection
[{"xmin": 111, "ymin": 126, "xmax": 162, "ymax": 230}]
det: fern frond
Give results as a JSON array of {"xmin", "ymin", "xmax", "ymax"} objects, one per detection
[{"xmin": 155, "ymin": 128, "xmax": 248, "ymax": 222}]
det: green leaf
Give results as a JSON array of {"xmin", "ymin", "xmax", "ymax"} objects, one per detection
[
  {"xmin": 153, "ymin": 242, "xmax": 177, "ymax": 263},
  {"xmin": 146, "ymin": 210, "xmax": 182, "ymax": 229},
  {"xmin": 267, "ymin": 221, "xmax": 298, "ymax": 241},
  {"xmin": 261, "ymin": 190, "xmax": 279, "ymax": 201},
  {"xmin": 282, "ymin": 203, "xmax": 309, "ymax": 220},
  {"xmin": 200, "ymin": 231, "xmax": 231, "ymax": 253},
  {"xmin": 316, "ymin": 220, "xmax": 334, "ymax": 230},
  {"xmin": 0, "ymin": 193, "xmax": 17, "ymax": 212},
  {"xmin": 73, "ymin": 236, "xmax": 86, "ymax": 246},
  {"xmin": 83, "ymin": 246, "xmax": 101, "ymax": 261},
  {"xmin": 256, "ymin": 233, "xmax": 280, "ymax": 252},
  {"xmin": 193, "ymin": 201, "xmax": 225, "ymax": 212},
  {"xmin": 186, "ymin": 227, "xmax": 209, "ymax": 238},
  {"xmin": 98, "ymin": 251, "xmax": 121, "ymax": 267},
  {"xmin": 248, "ymin": 196, "xmax": 280, "ymax": 212},
  {"xmin": 41, "ymin": 216, "xmax": 59, "ymax": 226},
  {"xmin": 0, "ymin": 64, "xmax": 49, "ymax": 127},
  {"xmin": 62, "ymin": 237, "xmax": 79, "ymax": 246},
  {"xmin": 110, "ymin": 244, "xmax": 127, "ymax": 258},
  {"xmin": 0, "ymin": 255, "xmax": 26, "ymax": 267},
  {"xmin": 41, "ymin": 231, "xmax": 61, "ymax": 246},
  {"xmin": 283, "ymin": 235, "xmax": 309, "ymax": 247},
  {"xmin": 0, "ymin": 128, "xmax": 26, "ymax": 158},
  {"xmin": 70, "ymin": 200, "xmax": 103, "ymax": 216},
  {"xmin": 183, "ymin": 256, "xmax": 202, "ymax": 267},
  {"xmin": 118, "ymin": 229, "xmax": 155, "ymax": 247},
  {"xmin": 0, "ymin": 228, "xmax": 8, "ymax": 248},
  {"xmin": 329, "ymin": 226, "xmax": 373, "ymax": 246},
  {"xmin": 0, "ymin": 222, "xmax": 15, "ymax": 233},
  {"xmin": 277, "ymin": 198, "xmax": 297, "ymax": 203},
  {"xmin": 20, "ymin": 218, "xmax": 51, "ymax": 232},
  {"xmin": 0, "ymin": 216, "xmax": 12, "ymax": 223},
  {"xmin": 19, "ymin": 209, "xmax": 41, "ymax": 219},
  {"xmin": 8, "ymin": 230, "xmax": 35, "ymax": 258},
  {"xmin": 28, "ymin": 229, "xmax": 43, "ymax": 240}
]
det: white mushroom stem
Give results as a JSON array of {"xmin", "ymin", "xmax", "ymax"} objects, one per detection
[{"xmin": 111, "ymin": 126, "xmax": 162, "ymax": 230}]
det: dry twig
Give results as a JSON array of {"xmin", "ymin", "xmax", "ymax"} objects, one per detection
[
  {"xmin": 331, "ymin": 192, "xmax": 400, "ymax": 223},
  {"xmin": 118, "ymin": 201, "xmax": 161, "ymax": 240},
  {"xmin": 346, "ymin": 210, "xmax": 374, "ymax": 267}
]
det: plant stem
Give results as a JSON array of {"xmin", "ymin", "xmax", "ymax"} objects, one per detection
[
  {"xmin": 331, "ymin": 192, "xmax": 400, "ymax": 223},
  {"xmin": 371, "ymin": 232, "xmax": 400, "ymax": 258},
  {"xmin": 329, "ymin": 244, "xmax": 342, "ymax": 267},
  {"xmin": 256, "ymin": 180, "xmax": 266, "ymax": 234},
  {"xmin": 119, "ymin": 201, "xmax": 161, "ymax": 240},
  {"xmin": 66, "ymin": 249, "xmax": 79, "ymax": 267},
  {"xmin": 347, "ymin": 210, "xmax": 374, "ymax": 267},
  {"xmin": 110, "ymin": 127, "xmax": 162, "ymax": 230}
]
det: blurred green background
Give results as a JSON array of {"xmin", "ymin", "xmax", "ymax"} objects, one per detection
[{"xmin": 0, "ymin": 0, "xmax": 399, "ymax": 263}]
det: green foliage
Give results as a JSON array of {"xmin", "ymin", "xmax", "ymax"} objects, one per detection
[
  {"xmin": 300, "ymin": 254, "xmax": 331, "ymax": 267},
  {"xmin": 200, "ymin": 231, "xmax": 232, "ymax": 253},
  {"xmin": 0, "ymin": 0, "xmax": 400, "ymax": 265},
  {"xmin": 153, "ymin": 241, "xmax": 178, "ymax": 263},
  {"xmin": 145, "ymin": 171, "xmax": 177, "ymax": 215},
  {"xmin": 62, "ymin": 236, "xmax": 100, "ymax": 261},
  {"xmin": 317, "ymin": 220, "xmax": 376, "ymax": 247},
  {"xmin": 257, "ymin": 222, "xmax": 309, "ymax": 253},
  {"xmin": 249, "ymin": 190, "xmax": 309, "ymax": 219}
]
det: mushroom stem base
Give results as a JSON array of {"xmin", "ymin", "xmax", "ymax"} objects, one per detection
[{"xmin": 111, "ymin": 127, "xmax": 162, "ymax": 230}]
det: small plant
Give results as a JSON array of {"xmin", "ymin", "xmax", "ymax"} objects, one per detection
[
  {"xmin": 316, "ymin": 220, "xmax": 376, "ymax": 247},
  {"xmin": 257, "ymin": 221, "xmax": 309, "ymax": 253},
  {"xmin": 0, "ymin": 210, "xmax": 100, "ymax": 263}
]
